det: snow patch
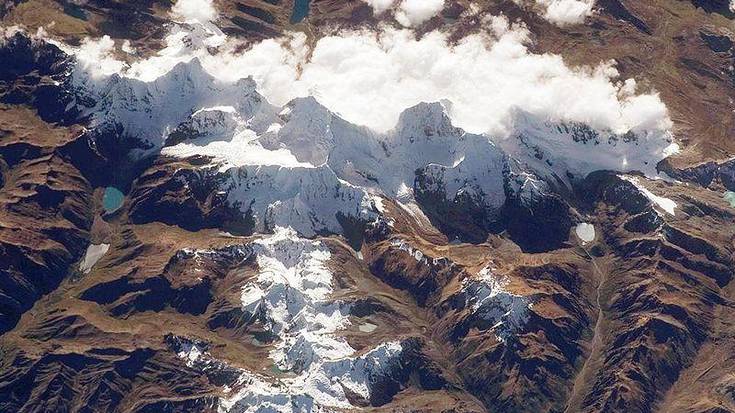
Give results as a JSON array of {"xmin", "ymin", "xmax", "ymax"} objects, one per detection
[
  {"xmin": 79, "ymin": 243, "xmax": 110, "ymax": 274},
  {"xmin": 163, "ymin": 130, "xmax": 311, "ymax": 171},
  {"xmin": 176, "ymin": 341, "xmax": 205, "ymax": 367},
  {"xmin": 390, "ymin": 238, "xmax": 453, "ymax": 267},
  {"xmin": 575, "ymin": 222, "xmax": 595, "ymax": 243},
  {"xmin": 462, "ymin": 266, "xmax": 532, "ymax": 342},
  {"xmin": 359, "ymin": 322, "xmax": 378, "ymax": 333},
  {"xmin": 620, "ymin": 175, "xmax": 677, "ymax": 216}
]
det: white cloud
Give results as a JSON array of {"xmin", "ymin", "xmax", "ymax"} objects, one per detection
[
  {"xmin": 70, "ymin": 14, "xmax": 670, "ymax": 138},
  {"xmin": 362, "ymin": 0, "xmax": 445, "ymax": 27},
  {"xmin": 395, "ymin": 0, "xmax": 445, "ymax": 27},
  {"xmin": 543, "ymin": 0, "xmax": 594, "ymax": 25},
  {"xmin": 516, "ymin": 0, "xmax": 594, "ymax": 26},
  {"xmin": 75, "ymin": 35, "xmax": 125, "ymax": 78},
  {"xmin": 365, "ymin": 0, "xmax": 395, "ymax": 14},
  {"xmin": 193, "ymin": 18, "xmax": 668, "ymax": 135},
  {"xmin": 121, "ymin": 39, "xmax": 136, "ymax": 54},
  {"xmin": 171, "ymin": 0, "xmax": 217, "ymax": 24},
  {"xmin": 730, "ymin": 0, "xmax": 735, "ymax": 13}
]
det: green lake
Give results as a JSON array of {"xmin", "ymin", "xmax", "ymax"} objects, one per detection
[
  {"xmin": 724, "ymin": 191, "xmax": 735, "ymax": 208},
  {"xmin": 103, "ymin": 187, "xmax": 124, "ymax": 213}
]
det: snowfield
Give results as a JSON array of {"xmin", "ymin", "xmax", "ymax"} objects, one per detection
[{"xmin": 178, "ymin": 229, "xmax": 406, "ymax": 412}]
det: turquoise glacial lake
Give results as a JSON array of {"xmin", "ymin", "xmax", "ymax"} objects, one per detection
[
  {"xmin": 103, "ymin": 187, "xmax": 124, "ymax": 213},
  {"xmin": 725, "ymin": 191, "xmax": 735, "ymax": 208}
]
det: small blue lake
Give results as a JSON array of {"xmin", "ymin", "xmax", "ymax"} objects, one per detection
[
  {"xmin": 290, "ymin": 0, "xmax": 311, "ymax": 23},
  {"xmin": 103, "ymin": 187, "xmax": 124, "ymax": 213}
]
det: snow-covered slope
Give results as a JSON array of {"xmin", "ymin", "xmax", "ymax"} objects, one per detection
[
  {"xmin": 178, "ymin": 228, "xmax": 407, "ymax": 412},
  {"xmin": 54, "ymin": 17, "xmax": 679, "ymax": 240},
  {"xmin": 159, "ymin": 94, "xmax": 510, "ymax": 237},
  {"xmin": 72, "ymin": 57, "xmax": 277, "ymax": 155},
  {"xmin": 500, "ymin": 109, "xmax": 678, "ymax": 186},
  {"xmin": 461, "ymin": 266, "xmax": 532, "ymax": 342}
]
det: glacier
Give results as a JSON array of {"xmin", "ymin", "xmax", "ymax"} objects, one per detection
[
  {"xmin": 45, "ymin": 15, "xmax": 680, "ymax": 240},
  {"xmin": 175, "ymin": 229, "xmax": 407, "ymax": 412}
]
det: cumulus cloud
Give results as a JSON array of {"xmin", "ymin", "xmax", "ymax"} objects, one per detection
[
  {"xmin": 362, "ymin": 0, "xmax": 445, "ymax": 27},
  {"xmin": 71, "ymin": 13, "xmax": 670, "ymax": 137},
  {"xmin": 543, "ymin": 0, "xmax": 594, "ymax": 25},
  {"xmin": 516, "ymin": 0, "xmax": 594, "ymax": 26},
  {"xmin": 171, "ymin": 0, "xmax": 217, "ymax": 24},
  {"xmin": 395, "ymin": 0, "xmax": 445, "ymax": 27},
  {"xmin": 75, "ymin": 35, "xmax": 125, "ymax": 78},
  {"xmin": 365, "ymin": 0, "xmax": 395, "ymax": 14},
  {"xmin": 195, "ymin": 16, "xmax": 667, "ymax": 135}
]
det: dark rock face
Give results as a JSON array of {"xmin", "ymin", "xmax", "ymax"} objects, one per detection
[
  {"xmin": 80, "ymin": 275, "xmax": 214, "ymax": 317},
  {"xmin": 368, "ymin": 337, "xmax": 448, "ymax": 406},
  {"xmin": 690, "ymin": 0, "xmax": 735, "ymax": 17},
  {"xmin": 700, "ymin": 31, "xmax": 734, "ymax": 53},
  {"xmin": 0, "ymin": 33, "xmax": 99, "ymax": 334},
  {"xmin": 718, "ymin": 159, "xmax": 735, "ymax": 191},
  {"xmin": 0, "ymin": 344, "xmax": 216, "ymax": 413},
  {"xmin": 596, "ymin": 0, "xmax": 652, "ymax": 35},
  {"xmin": 368, "ymin": 238, "xmax": 463, "ymax": 306},
  {"xmin": 659, "ymin": 158, "xmax": 735, "ymax": 192},
  {"xmin": 0, "ymin": 32, "xmax": 80, "ymax": 124},
  {"xmin": 0, "ymin": 32, "xmax": 69, "ymax": 82},
  {"xmin": 81, "ymin": 241, "xmax": 255, "ymax": 319},
  {"xmin": 502, "ymin": 190, "xmax": 572, "ymax": 253},
  {"xmin": 128, "ymin": 157, "xmax": 254, "ymax": 235},
  {"xmin": 58, "ymin": 128, "xmax": 155, "ymax": 190},
  {"xmin": 414, "ymin": 166, "xmax": 498, "ymax": 244}
]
